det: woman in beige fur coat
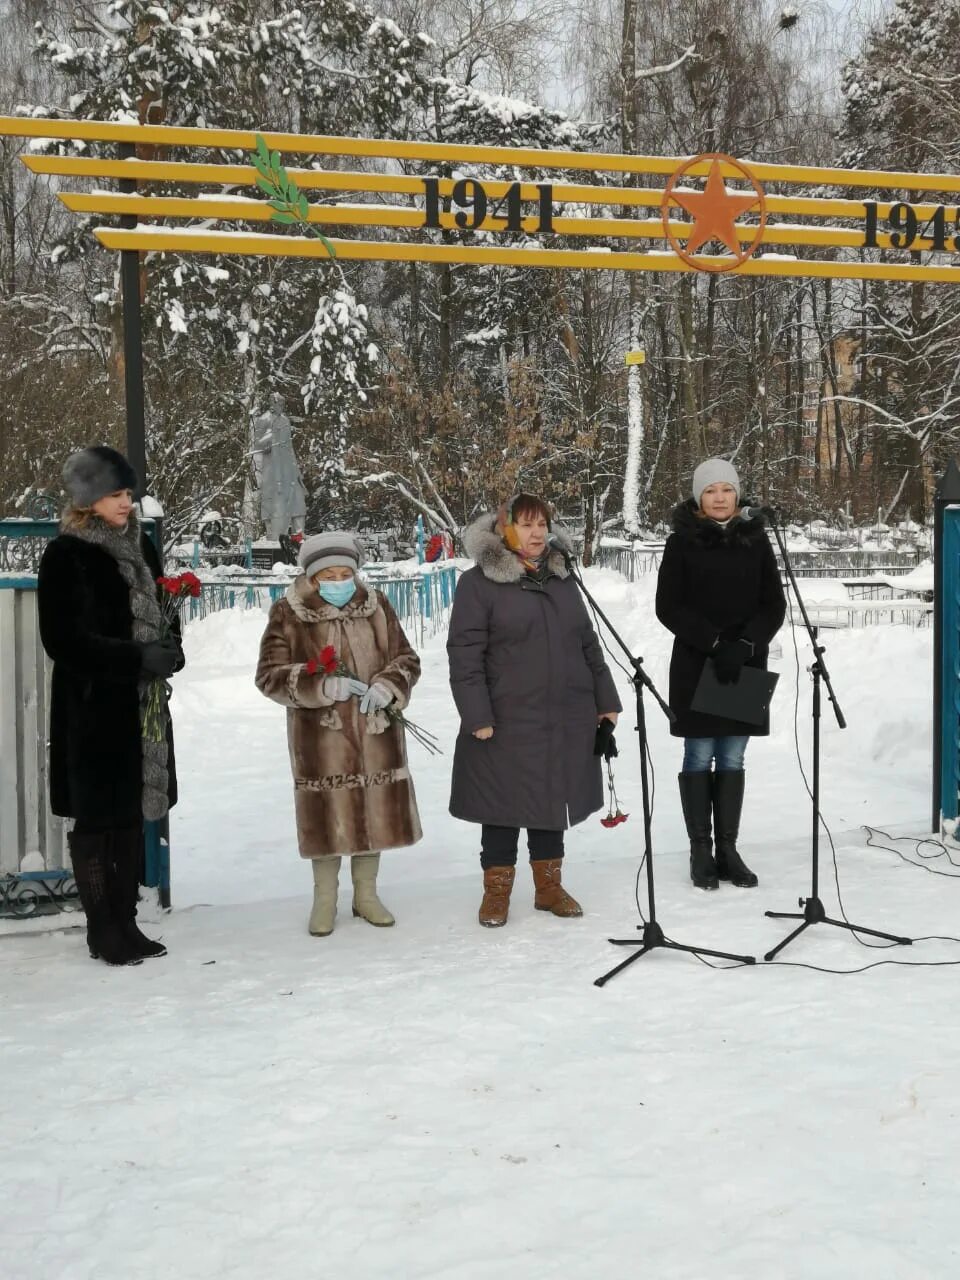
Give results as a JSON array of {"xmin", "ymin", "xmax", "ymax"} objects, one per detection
[{"xmin": 255, "ymin": 531, "xmax": 422, "ymax": 935}]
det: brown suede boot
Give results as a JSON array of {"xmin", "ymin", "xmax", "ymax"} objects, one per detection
[
  {"xmin": 531, "ymin": 858, "xmax": 583, "ymax": 917},
  {"xmin": 479, "ymin": 866, "xmax": 516, "ymax": 927}
]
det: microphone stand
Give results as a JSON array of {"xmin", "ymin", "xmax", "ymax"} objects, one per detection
[
  {"xmin": 762, "ymin": 513, "xmax": 912, "ymax": 960},
  {"xmin": 556, "ymin": 550, "xmax": 757, "ymax": 985}
]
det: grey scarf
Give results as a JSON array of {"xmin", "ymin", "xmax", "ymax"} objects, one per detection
[{"xmin": 66, "ymin": 513, "xmax": 170, "ymax": 821}]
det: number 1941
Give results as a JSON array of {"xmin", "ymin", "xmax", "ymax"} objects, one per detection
[
  {"xmin": 422, "ymin": 177, "xmax": 554, "ymax": 234},
  {"xmin": 863, "ymin": 201, "xmax": 960, "ymax": 252}
]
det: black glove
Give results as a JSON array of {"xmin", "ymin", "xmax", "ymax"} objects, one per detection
[
  {"xmin": 140, "ymin": 640, "xmax": 180, "ymax": 678},
  {"xmin": 711, "ymin": 638, "xmax": 753, "ymax": 685},
  {"xmin": 594, "ymin": 717, "xmax": 619, "ymax": 760}
]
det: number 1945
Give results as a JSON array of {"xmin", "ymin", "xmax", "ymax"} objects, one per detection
[{"xmin": 863, "ymin": 201, "xmax": 960, "ymax": 252}]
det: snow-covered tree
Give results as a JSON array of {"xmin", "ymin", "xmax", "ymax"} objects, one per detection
[
  {"xmin": 29, "ymin": 0, "xmax": 432, "ymax": 534},
  {"xmin": 837, "ymin": 0, "xmax": 960, "ymax": 519}
]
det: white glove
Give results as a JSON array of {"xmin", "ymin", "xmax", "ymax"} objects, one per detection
[
  {"xmin": 322, "ymin": 676, "xmax": 368, "ymax": 702},
  {"xmin": 359, "ymin": 682, "xmax": 393, "ymax": 714}
]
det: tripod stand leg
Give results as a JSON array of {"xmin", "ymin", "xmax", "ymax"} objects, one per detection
[
  {"xmin": 763, "ymin": 918, "xmax": 811, "ymax": 962},
  {"xmin": 661, "ymin": 939, "xmax": 756, "ymax": 965},
  {"xmin": 821, "ymin": 916, "xmax": 912, "ymax": 945},
  {"xmin": 594, "ymin": 946, "xmax": 652, "ymax": 987}
]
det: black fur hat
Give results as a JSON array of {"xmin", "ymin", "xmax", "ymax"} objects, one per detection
[{"xmin": 62, "ymin": 446, "xmax": 137, "ymax": 507}]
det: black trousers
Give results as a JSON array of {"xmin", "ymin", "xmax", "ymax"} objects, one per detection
[
  {"xmin": 480, "ymin": 824, "xmax": 565, "ymax": 869},
  {"xmin": 73, "ymin": 818, "xmax": 123, "ymax": 835}
]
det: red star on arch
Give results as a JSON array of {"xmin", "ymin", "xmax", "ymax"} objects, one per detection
[{"xmin": 670, "ymin": 158, "xmax": 761, "ymax": 256}]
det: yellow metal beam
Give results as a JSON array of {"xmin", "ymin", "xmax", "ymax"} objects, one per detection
[
  {"xmin": 93, "ymin": 226, "xmax": 960, "ymax": 283},
  {"xmin": 27, "ymin": 155, "xmax": 960, "ymax": 224},
  {"xmin": 5, "ymin": 114, "xmax": 960, "ymax": 192},
  {"xmin": 61, "ymin": 190, "xmax": 957, "ymax": 255}
]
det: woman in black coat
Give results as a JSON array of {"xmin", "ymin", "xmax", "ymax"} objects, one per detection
[
  {"xmin": 37, "ymin": 446, "xmax": 182, "ymax": 966},
  {"xmin": 448, "ymin": 493, "xmax": 622, "ymax": 927},
  {"xmin": 655, "ymin": 459, "xmax": 786, "ymax": 892}
]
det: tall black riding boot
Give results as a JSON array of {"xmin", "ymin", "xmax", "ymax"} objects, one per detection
[
  {"xmin": 678, "ymin": 772, "xmax": 719, "ymax": 890},
  {"xmin": 68, "ymin": 831, "xmax": 143, "ymax": 966},
  {"xmin": 111, "ymin": 827, "xmax": 168, "ymax": 959},
  {"xmin": 713, "ymin": 770, "xmax": 759, "ymax": 888}
]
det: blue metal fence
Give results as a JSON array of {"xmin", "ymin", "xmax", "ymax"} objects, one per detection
[{"xmin": 180, "ymin": 565, "xmax": 461, "ymax": 636}]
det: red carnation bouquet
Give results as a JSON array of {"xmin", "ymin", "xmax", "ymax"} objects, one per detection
[
  {"xmin": 303, "ymin": 643, "xmax": 340, "ymax": 679},
  {"xmin": 143, "ymin": 571, "xmax": 202, "ymax": 742},
  {"xmin": 304, "ymin": 644, "xmax": 441, "ymax": 755},
  {"xmin": 600, "ymin": 757, "xmax": 629, "ymax": 828}
]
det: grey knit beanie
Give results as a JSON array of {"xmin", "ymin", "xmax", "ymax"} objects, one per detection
[
  {"xmin": 299, "ymin": 531, "xmax": 364, "ymax": 578},
  {"xmin": 692, "ymin": 458, "xmax": 741, "ymax": 504},
  {"xmin": 63, "ymin": 446, "xmax": 138, "ymax": 508}
]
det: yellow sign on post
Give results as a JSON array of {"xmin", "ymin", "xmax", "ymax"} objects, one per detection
[{"xmin": 625, "ymin": 351, "xmax": 646, "ymax": 366}]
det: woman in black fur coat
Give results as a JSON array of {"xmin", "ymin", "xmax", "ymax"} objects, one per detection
[
  {"xmin": 655, "ymin": 458, "xmax": 786, "ymax": 891},
  {"xmin": 37, "ymin": 447, "xmax": 182, "ymax": 966}
]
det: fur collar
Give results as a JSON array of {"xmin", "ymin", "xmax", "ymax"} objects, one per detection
[
  {"xmin": 62, "ymin": 511, "xmax": 145, "ymax": 559},
  {"xmin": 286, "ymin": 573, "xmax": 378, "ymax": 622},
  {"xmin": 669, "ymin": 498, "xmax": 769, "ymax": 549},
  {"xmin": 462, "ymin": 512, "xmax": 573, "ymax": 584}
]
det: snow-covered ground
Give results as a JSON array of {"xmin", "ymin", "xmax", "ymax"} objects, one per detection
[{"xmin": 2, "ymin": 569, "xmax": 957, "ymax": 1280}]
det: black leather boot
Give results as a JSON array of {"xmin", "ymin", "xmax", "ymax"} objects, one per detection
[
  {"xmin": 713, "ymin": 770, "xmax": 759, "ymax": 888},
  {"xmin": 678, "ymin": 772, "xmax": 719, "ymax": 890},
  {"xmin": 69, "ymin": 831, "xmax": 143, "ymax": 966},
  {"xmin": 111, "ymin": 827, "xmax": 168, "ymax": 959}
]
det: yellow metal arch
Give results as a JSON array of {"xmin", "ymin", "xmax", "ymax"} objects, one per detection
[{"xmin": 4, "ymin": 113, "xmax": 960, "ymax": 285}]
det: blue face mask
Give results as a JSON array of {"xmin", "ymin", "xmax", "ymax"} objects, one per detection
[{"xmin": 317, "ymin": 578, "xmax": 357, "ymax": 608}]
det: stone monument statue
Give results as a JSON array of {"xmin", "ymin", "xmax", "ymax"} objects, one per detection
[{"xmin": 251, "ymin": 394, "xmax": 307, "ymax": 541}]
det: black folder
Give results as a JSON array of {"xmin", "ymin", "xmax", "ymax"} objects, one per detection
[{"xmin": 690, "ymin": 661, "xmax": 780, "ymax": 726}]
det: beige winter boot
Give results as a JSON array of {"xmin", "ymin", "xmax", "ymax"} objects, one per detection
[
  {"xmin": 351, "ymin": 853, "xmax": 396, "ymax": 927},
  {"xmin": 308, "ymin": 856, "xmax": 341, "ymax": 936}
]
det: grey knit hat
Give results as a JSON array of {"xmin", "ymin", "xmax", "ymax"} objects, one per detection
[
  {"xmin": 63, "ymin": 446, "xmax": 138, "ymax": 507},
  {"xmin": 299, "ymin": 531, "xmax": 364, "ymax": 578},
  {"xmin": 692, "ymin": 457, "xmax": 741, "ymax": 504}
]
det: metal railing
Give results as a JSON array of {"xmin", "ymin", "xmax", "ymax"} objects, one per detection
[
  {"xmin": 595, "ymin": 540, "xmax": 925, "ymax": 581},
  {"xmin": 176, "ymin": 565, "xmax": 461, "ymax": 640}
]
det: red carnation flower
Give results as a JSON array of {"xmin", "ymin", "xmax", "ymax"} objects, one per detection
[
  {"xmin": 305, "ymin": 645, "xmax": 339, "ymax": 678},
  {"xmin": 600, "ymin": 810, "xmax": 629, "ymax": 828}
]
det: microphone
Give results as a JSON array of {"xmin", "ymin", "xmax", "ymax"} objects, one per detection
[
  {"xmin": 547, "ymin": 532, "xmax": 577, "ymax": 568},
  {"xmin": 739, "ymin": 504, "xmax": 777, "ymax": 523}
]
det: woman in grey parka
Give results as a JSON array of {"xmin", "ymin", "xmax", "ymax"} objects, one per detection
[{"xmin": 448, "ymin": 494, "xmax": 622, "ymax": 927}]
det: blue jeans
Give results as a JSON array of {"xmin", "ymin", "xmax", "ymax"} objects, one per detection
[{"xmin": 682, "ymin": 736, "xmax": 749, "ymax": 773}]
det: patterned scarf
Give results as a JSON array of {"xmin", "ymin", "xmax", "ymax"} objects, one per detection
[
  {"xmin": 65, "ymin": 514, "xmax": 170, "ymax": 821},
  {"xmin": 494, "ymin": 501, "xmax": 548, "ymax": 574}
]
